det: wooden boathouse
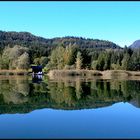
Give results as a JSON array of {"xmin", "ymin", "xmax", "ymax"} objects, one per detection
[{"xmin": 31, "ymin": 65, "xmax": 43, "ymax": 75}]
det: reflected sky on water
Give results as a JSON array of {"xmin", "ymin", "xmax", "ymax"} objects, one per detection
[{"xmin": 0, "ymin": 76, "xmax": 140, "ymax": 138}]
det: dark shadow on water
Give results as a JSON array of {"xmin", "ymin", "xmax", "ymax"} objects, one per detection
[{"xmin": 32, "ymin": 75, "xmax": 43, "ymax": 84}]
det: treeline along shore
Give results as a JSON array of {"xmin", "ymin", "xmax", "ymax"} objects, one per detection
[{"xmin": 0, "ymin": 31, "xmax": 140, "ymax": 76}]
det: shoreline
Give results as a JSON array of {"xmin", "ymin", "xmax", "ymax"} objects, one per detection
[
  {"xmin": 0, "ymin": 69, "xmax": 29, "ymax": 75},
  {"xmin": 1, "ymin": 69, "xmax": 140, "ymax": 78},
  {"xmin": 47, "ymin": 69, "xmax": 140, "ymax": 79}
]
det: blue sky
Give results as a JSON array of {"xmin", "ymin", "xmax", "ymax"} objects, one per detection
[{"xmin": 0, "ymin": 1, "xmax": 140, "ymax": 47}]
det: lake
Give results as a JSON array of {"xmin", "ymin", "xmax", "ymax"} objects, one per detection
[{"xmin": 0, "ymin": 75, "xmax": 140, "ymax": 138}]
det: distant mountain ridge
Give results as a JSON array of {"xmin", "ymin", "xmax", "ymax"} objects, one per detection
[
  {"xmin": 0, "ymin": 30, "xmax": 121, "ymax": 49},
  {"xmin": 129, "ymin": 40, "xmax": 140, "ymax": 48}
]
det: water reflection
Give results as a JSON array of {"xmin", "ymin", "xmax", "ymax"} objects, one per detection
[
  {"xmin": 32, "ymin": 74, "xmax": 43, "ymax": 83},
  {"xmin": 0, "ymin": 76, "xmax": 140, "ymax": 114}
]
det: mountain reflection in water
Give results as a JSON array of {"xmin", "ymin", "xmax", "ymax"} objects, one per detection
[{"xmin": 0, "ymin": 76, "xmax": 140, "ymax": 114}]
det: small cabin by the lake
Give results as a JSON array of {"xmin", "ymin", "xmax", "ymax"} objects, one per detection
[{"xmin": 31, "ymin": 65, "xmax": 43, "ymax": 75}]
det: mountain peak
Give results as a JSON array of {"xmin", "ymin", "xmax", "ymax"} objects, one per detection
[{"xmin": 129, "ymin": 40, "xmax": 140, "ymax": 48}]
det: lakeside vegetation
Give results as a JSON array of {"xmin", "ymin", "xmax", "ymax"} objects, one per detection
[
  {"xmin": 46, "ymin": 45, "xmax": 140, "ymax": 71},
  {"xmin": 0, "ymin": 31, "xmax": 140, "ymax": 75}
]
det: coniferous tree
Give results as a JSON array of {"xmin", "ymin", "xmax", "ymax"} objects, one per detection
[
  {"xmin": 121, "ymin": 53, "xmax": 130, "ymax": 70},
  {"xmin": 75, "ymin": 51, "xmax": 83, "ymax": 70},
  {"xmin": 96, "ymin": 53, "xmax": 105, "ymax": 71}
]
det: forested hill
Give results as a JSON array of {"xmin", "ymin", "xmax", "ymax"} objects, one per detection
[
  {"xmin": 1, "ymin": 30, "xmax": 132, "ymax": 71},
  {"xmin": 0, "ymin": 30, "xmax": 121, "ymax": 49},
  {"xmin": 0, "ymin": 31, "xmax": 48, "ymax": 48}
]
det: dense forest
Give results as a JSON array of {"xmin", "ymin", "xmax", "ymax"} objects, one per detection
[{"xmin": 0, "ymin": 30, "xmax": 140, "ymax": 71}]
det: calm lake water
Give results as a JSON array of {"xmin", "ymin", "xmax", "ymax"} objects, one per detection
[{"xmin": 0, "ymin": 75, "xmax": 140, "ymax": 138}]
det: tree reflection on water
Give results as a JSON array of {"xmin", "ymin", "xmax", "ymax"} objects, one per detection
[{"xmin": 0, "ymin": 76, "xmax": 140, "ymax": 114}]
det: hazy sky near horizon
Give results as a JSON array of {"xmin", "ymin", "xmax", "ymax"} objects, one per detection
[{"xmin": 0, "ymin": 1, "xmax": 140, "ymax": 47}]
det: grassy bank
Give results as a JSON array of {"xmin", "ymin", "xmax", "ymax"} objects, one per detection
[
  {"xmin": 47, "ymin": 69, "xmax": 102, "ymax": 77},
  {"xmin": 0, "ymin": 69, "xmax": 29, "ymax": 75},
  {"xmin": 48, "ymin": 69, "xmax": 140, "ymax": 79}
]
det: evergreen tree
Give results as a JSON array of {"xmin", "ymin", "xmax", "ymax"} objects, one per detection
[
  {"xmin": 91, "ymin": 60, "xmax": 98, "ymax": 70},
  {"xmin": 96, "ymin": 53, "xmax": 105, "ymax": 71},
  {"xmin": 103, "ymin": 52, "xmax": 111, "ymax": 70},
  {"xmin": 47, "ymin": 46, "xmax": 65, "ymax": 70},
  {"xmin": 75, "ymin": 51, "xmax": 83, "ymax": 70},
  {"xmin": 121, "ymin": 53, "xmax": 130, "ymax": 70}
]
